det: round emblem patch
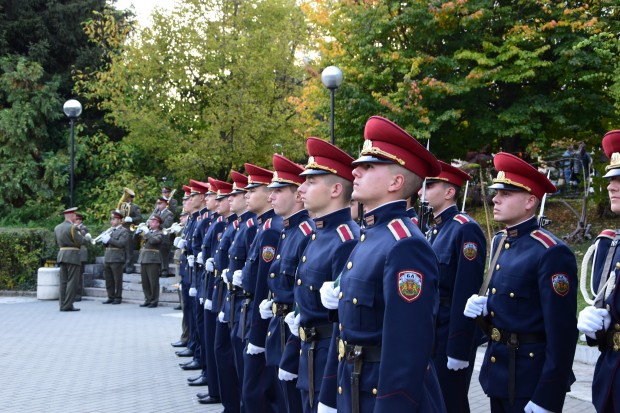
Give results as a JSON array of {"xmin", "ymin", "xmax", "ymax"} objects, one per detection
[
  {"xmin": 462, "ymin": 242, "xmax": 478, "ymax": 261},
  {"xmin": 397, "ymin": 270, "xmax": 423, "ymax": 302},
  {"xmin": 551, "ymin": 273, "xmax": 570, "ymax": 297},
  {"xmin": 262, "ymin": 246, "xmax": 276, "ymax": 263}
]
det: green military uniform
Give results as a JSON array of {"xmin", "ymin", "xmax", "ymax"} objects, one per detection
[
  {"xmin": 103, "ymin": 226, "xmax": 130, "ymax": 303},
  {"xmin": 138, "ymin": 229, "xmax": 163, "ymax": 307},
  {"xmin": 54, "ymin": 213, "xmax": 90, "ymax": 311},
  {"xmin": 155, "ymin": 206, "xmax": 174, "ymax": 276},
  {"xmin": 121, "ymin": 200, "xmax": 141, "ymax": 273},
  {"xmin": 75, "ymin": 221, "xmax": 89, "ymax": 300}
]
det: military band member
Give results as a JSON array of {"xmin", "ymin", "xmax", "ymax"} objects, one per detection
[
  {"xmin": 326, "ymin": 116, "xmax": 445, "ymax": 412},
  {"xmin": 293, "ymin": 137, "xmax": 360, "ymax": 413},
  {"xmin": 238, "ymin": 163, "xmax": 283, "ymax": 412},
  {"xmin": 138, "ymin": 215, "xmax": 164, "ymax": 308},
  {"xmin": 54, "ymin": 207, "xmax": 92, "ymax": 312},
  {"xmin": 162, "ymin": 186, "xmax": 178, "ymax": 214},
  {"xmin": 120, "ymin": 188, "xmax": 141, "ymax": 274},
  {"xmin": 464, "ymin": 152, "xmax": 577, "ymax": 413},
  {"xmin": 153, "ymin": 197, "xmax": 174, "ymax": 277},
  {"xmin": 101, "ymin": 210, "xmax": 130, "ymax": 304},
  {"xmin": 73, "ymin": 213, "xmax": 89, "ymax": 301},
  {"xmin": 263, "ymin": 154, "xmax": 313, "ymax": 413},
  {"xmin": 577, "ymin": 130, "xmax": 620, "ymax": 412},
  {"xmin": 424, "ymin": 161, "xmax": 487, "ymax": 413}
]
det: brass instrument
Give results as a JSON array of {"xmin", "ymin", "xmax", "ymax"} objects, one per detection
[
  {"xmin": 133, "ymin": 222, "xmax": 148, "ymax": 237},
  {"xmin": 163, "ymin": 222, "xmax": 183, "ymax": 235},
  {"xmin": 117, "ymin": 187, "xmax": 135, "ymax": 217},
  {"xmin": 91, "ymin": 227, "xmax": 115, "ymax": 245}
]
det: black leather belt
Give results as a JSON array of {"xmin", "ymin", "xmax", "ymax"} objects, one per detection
[
  {"xmin": 272, "ymin": 302, "xmax": 291, "ymax": 317},
  {"xmin": 337, "ymin": 339, "xmax": 381, "ymax": 413},
  {"xmin": 299, "ymin": 323, "xmax": 332, "ymax": 343}
]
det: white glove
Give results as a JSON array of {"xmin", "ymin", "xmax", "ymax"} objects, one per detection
[
  {"xmin": 278, "ymin": 368, "xmax": 297, "ymax": 381},
  {"xmin": 100, "ymin": 233, "xmax": 111, "ymax": 244},
  {"xmin": 218, "ymin": 311, "xmax": 225, "ymax": 323},
  {"xmin": 187, "ymin": 255, "xmax": 195, "ymax": 267},
  {"xmin": 232, "ymin": 270, "xmax": 243, "ymax": 287},
  {"xmin": 177, "ymin": 238, "xmax": 187, "ymax": 250},
  {"xmin": 221, "ymin": 269, "xmax": 230, "ymax": 284},
  {"xmin": 206, "ymin": 258, "xmax": 215, "ymax": 272},
  {"xmin": 196, "ymin": 252, "xmax": 204, "ymax": 264},
  {"xmin": 173, "ymin": 237, "xmax": 182, "ymax": 248},
  {"xmin": 284, "ymin": 312, "xmax": 300, "ymax": 337},
  {"xmin": 246, "ymin": 343, "xmax": 265, "ymax": 355},
  {"xmin": 124, "ymin": 216, "xmax": 132, "ymax": 223},
  {"xmin": 320, "ymin": 281, "xmax": 340, "ymax": 310},
  {"xmin": 134, "ymin": 226, "xmax": 143, "ymax": 235},
  {"xmin": 317, "ymin": 402, "xmax": 337, "ymax": 413},
  {"xmin": 577, "ymin": 306, "xmax": 611, "ymax": 338},
  {"xmin": 83, "ymin": 232, "xmax": 92, "ymax": 241},
  {"xmin": 447, "ymin": 357, "xmax": 469, "ymax": 371},
  {"xmin": 463, "ymin": 294, "xmax": 488, "ymax": 318},
  {"xmin": 189, "ymin": 287, "xmax": 197, "ymax": 297},
  {"xmin": 524, "ymin": 400, "xmax": 552, "ymax": 413},
  {"xmin": 199, "ymin": 297, "xmax": 204, "ymax": 305},
  {"xmin": 259, "ymin": 299, "xmax": 273, "ymax": 320},
  {"xmin": 204, "ymin": 299, "xmax": 212, "ymax": 310}
]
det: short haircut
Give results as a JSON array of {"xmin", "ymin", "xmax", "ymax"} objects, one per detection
[
  {"xmin": 322, "ymin": 174, "xmax": 353, "ymax": 203},
  {"xmin": 389, "ymin": 164, "xmax": 423, "ymax": 199}
]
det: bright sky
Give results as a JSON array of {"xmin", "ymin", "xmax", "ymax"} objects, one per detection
[{"xmin": 112, "ymin": 0, "xmax": 175, "ymax": 27}]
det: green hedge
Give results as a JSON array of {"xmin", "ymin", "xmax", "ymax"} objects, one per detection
[{"xmin": 0, "ymin": 228, "xmax": 58, "ymax": 291}]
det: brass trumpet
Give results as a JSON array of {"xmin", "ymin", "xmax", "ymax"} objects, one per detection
[
  {"xmin": 133, "ymin": 222, "xmax": 148, "ymax": 236},
  {"xmin": 163, "ymin": 222, "xmax": 183, "ymax": 235},
  {"xmin": 91, "ymin": 227, "xmax": 115, "ymax": 245}
]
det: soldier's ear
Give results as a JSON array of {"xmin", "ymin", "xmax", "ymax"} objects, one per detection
[{"xmin": 388, "ymin": 173, "xmax": 405, "ymax": 193}]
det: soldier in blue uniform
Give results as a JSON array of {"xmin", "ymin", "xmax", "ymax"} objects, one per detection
[
  {"xmin": 424, "ymin": 161, "xmax": 487, "ymax": 413},
  {"xmin": 210, "ymin": 180, "xmax": 242, "ymax": 413},
  {"xmin": 293, "ymin": 137, "xmax": 360, "ymax": 413},
  {"xmin": 262, "ymin": 154, "xmax": 313, "ymax": 413},
  {"xmin": 577, "ymin": 130, "xmax": 620, "ymax": 412},
  {"xmin": 235, "ymin": 163, "xmax": 284, "ymax": 412},
  {"xmin": 464, "ymin": 152, "xmax": 578, "ymax": 413},
  {"xmin": 322, "ymin": 116, "xmax": 445, "ymax": 413}
]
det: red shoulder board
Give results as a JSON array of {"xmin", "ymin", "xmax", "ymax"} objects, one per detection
[
  {"xmin": 233, "ymin": 220, "xmax": 240, "ymax": 230},
  {"xmin": 299, "ymin": 221, "xmax": 312, "ymax": 236},
  {"xmin": 411, "ymin": 217, "xmax": 419, "ymax": 226},
  {"xmin": 337, "ymin": 224, "xmax": 354, "ymax": 242},
  {"xmin": 246, "ymin": 219, "xmax": 255, "ymax": 228},
  {"xmin": 263, "ymin": 218, "xmax": 272, "ymax": 230},
  {"xmin": 217, "ymin": 216, "xmax": 224, "ymax": 222},
  {"xmin": 453, "ymin": 214, "xmax": 470, "ymax": 224},
  {"xmin": 530, "ymin": 230, "xmax": 557, "ymax": 248},
  {"xmin": 388, "ymin": 219, "xmax": 412, "ymax": 240},
  {"xmin": 597, "ymin": 229, "xmax": 617, "ymax": 240}
]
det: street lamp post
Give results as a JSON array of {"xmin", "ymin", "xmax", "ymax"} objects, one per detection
[
  {"xmin": 321, "ymin": 66, "xmax": 343, "ymax": 144},
  {"xmin": 63, "ymin": 99, "xmax": 82, "ymax": 208}
]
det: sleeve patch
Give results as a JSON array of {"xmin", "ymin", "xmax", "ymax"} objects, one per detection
[
  {"xmin": 551, "ymin": 273, "xmax": 570, "ymax": 297},
  {"xmin": 530, "ymin": 230, "xmax": 557, "ymax": 248},
  {"xmin": 397, "ymin": 270, "xmax": 423, "ymax": 302},
  {"xmin": 598, "ymin": 229, "xmax": 617, "ymax": 240},
  {"xmin": 388, "ymin": 219, "xmax": 412, "ymax": 240},
  {"xmin": 337, "ymin": 224, "xmax": 354, "ymax": 242},
  {"xmin": 299, "ymin": 221, "xmax": 313, "ymax": 236},
  {"xmin": 462, "ymin": 242, "xmax": 478, "ymax": 261},
  {"xmin": 262, "ymin": 245, "xmax": 276, "ymax": 263},
  {"xmin": 453, "ymin": 214, "xmax": 471, "ymax": 224}
]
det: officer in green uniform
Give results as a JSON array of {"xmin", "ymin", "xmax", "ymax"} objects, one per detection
[
  {"xmin": 54, "ymin": 207, "xmax": 92, "ymax": 311},
  {"xmin": 138, "ymin": 215, "xmax": 164, "ymax": 308},
  {"xmin": 101, "ymin": 209, "xmax": 130, "ymax": 304}
]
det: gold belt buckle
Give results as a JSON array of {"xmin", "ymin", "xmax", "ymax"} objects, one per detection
[
  {"xmin": 613, "ymin": 332, "xmax": 620, "ymax": 351},
  {"xmin": 299, "ymin": 327, "xmax": 306, "ymax": 342},
  {"xmin": 338, "ymin": 339, "xmax": 345, "ymax": 361},
  {"xmin": 272, "ymin": 302, "xmax": 278, "ymax": 315},
  {"xmin": 491, "ymin": 327, "xmax": 501, "ymax": 342}
]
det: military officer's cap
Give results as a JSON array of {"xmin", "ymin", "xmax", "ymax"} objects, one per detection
[
  {"xmin": 74, "ymin": 213, "xmax": 84, "ymax": 220},
  {"xmin": 157, "ymin": 197, "xmax": 169, "ymax": 204},
  {"xmin": 300, "ymin": 137, "xmax": 355, "ymax": 182},
  {"xmin": 488, "ymin": 152, "xmax": 556, "ymax": 200},
  {"xmin": 209, "ymin": 178, "xmax": 233, "ymax": 200},
  {"xmin": 205, "ymin": 178, "xmax": 217, "ymax": 196},
  {"xmin": 62, "ymin": 207, "xmax": 78, "ymax": 215},
  {"xmin": 230, "ymin": 170, "xmax": 249, "ymax": 194},
  {"xmin": 149, "ymin": 214, "xmax": 163, "ymax": 224},
  {"xmin": 244, "ymin": 163, "xmax": 273, "ymax": 189},
  {"xmin": 602, "ymin": 130, "xmax": 620, "ymax": 178},
  {"xmin": 268, "ymin": 154, "xmax": 305, "ymax": 188},
  {"xmin": 182, "ymin": 185, "xmax": 191, "ymax": 200},
  {"xmin": 353, "ymin": 116, "xmax": 441, "ymax": 178},
  {"xmin": 427, "ymin": 161, "xmax": 471, "ymax": 187},
  {"xmin": 162, "ymin": 186, "xmax": 172, "ymax": 193},
  {"xmin": 189, "ymin": 179, "xmax": 209, "ymax": 195},
  {"xmin": 111, "ymin": 209, "xmax": 123, "ymax": 219},
  {"xmin": 179, "ymin": 210, "xmax": 189, "ymax": 217}
]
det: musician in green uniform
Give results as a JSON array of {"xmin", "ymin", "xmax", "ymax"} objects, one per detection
[
  {"xmin": 138, "ymin": 215, "xmax": 164, "ymax": 308},
  {"xmin": 101, "ymin": 210, "xmax": 130, "ymax": 304}
]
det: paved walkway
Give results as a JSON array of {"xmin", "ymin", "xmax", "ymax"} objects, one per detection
[{"xmin": 0, "ymin": 296, "xmax": 596, "ymax": 412}]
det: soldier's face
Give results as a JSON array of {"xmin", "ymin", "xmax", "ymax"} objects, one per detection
[
  {"xmin": 149, "ymin": 219, "xmax": 160, "ymax": 229},
  {"xmin": 607, "ymin": 176, "xmax": 620, "ymax": 214},
  {"xmin": 352, "ymin": 163, "xmax": 394, "ymax": 211},
  {"xmin": 269, "ymin": 187, "xmax": 298, "ymax": 217},
  {"xmin": 206, "ymin": 194, "xmax": 217, "ymax": 211},
  {"xmin": 190, "ymin": 193, "xmax": 204, "ymax": 210},
  {"xmin": 492, "ymin": 189, "xmax": 536, "ymax": 226},
  {"xmin": 217, "ymin": 198, "xmax": 230, "ymax": 215},
  {"xmin": 229, "ymin": 192, "xmax": 247, "ymax": 214},
  {"xmin": 298, "ymin": 175, "xmax": 333, "ymax": 216},
  {"xmin": 247, "ymin": 186, "xmax": 270, "ymax": 214}
]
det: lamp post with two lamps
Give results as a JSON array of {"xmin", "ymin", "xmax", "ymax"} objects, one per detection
[
  {"xmin": 321, "ymin": 66, "xmax": 343, "ymax": 145},
  {"xmin": 63, "ymin": 99, "xmax": 82, "ymax": 208}
]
